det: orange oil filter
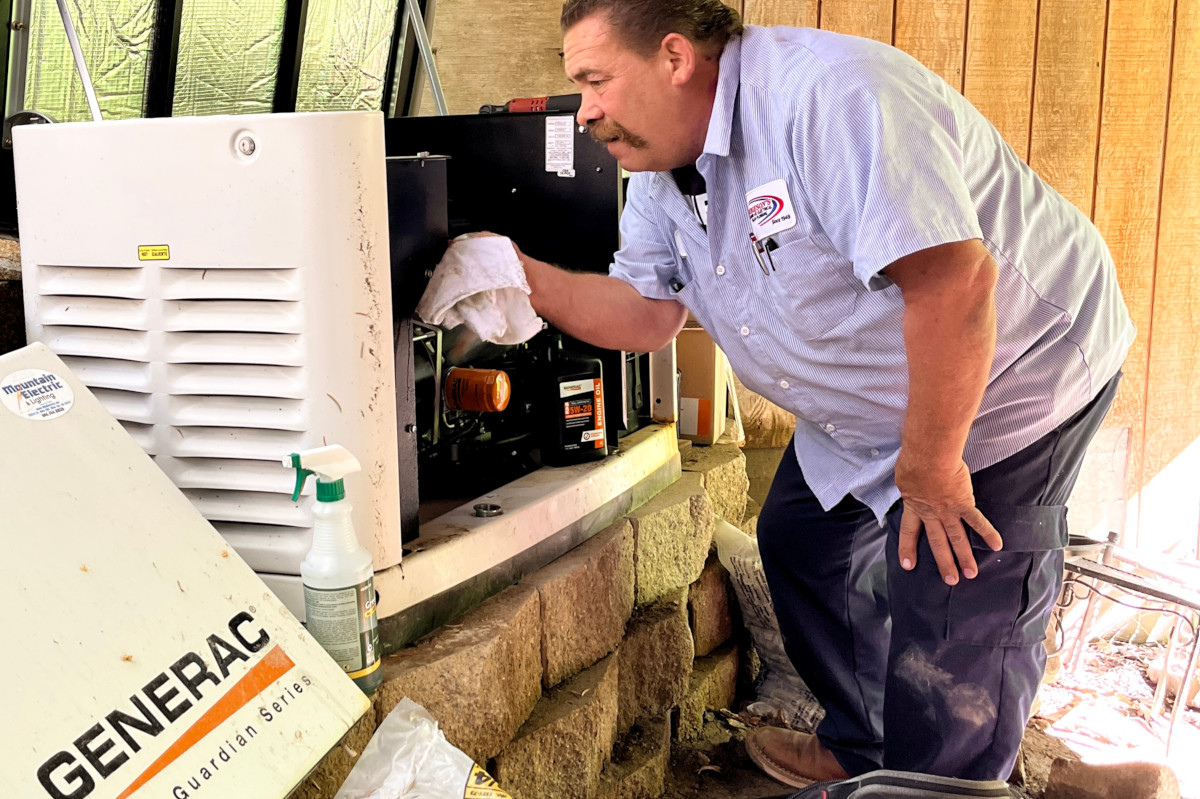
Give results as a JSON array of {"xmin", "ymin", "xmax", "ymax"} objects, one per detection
[{"xmin": 444, "ymin": 368, "xmax": 512, "ymax": 413}]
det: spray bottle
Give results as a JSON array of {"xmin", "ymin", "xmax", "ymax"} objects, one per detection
[{"xmin": 284, "ymin": 445, "xmax": 382, "ymax": 696}]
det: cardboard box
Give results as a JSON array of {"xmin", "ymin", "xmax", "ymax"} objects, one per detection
[{"xmin": 676, "ymin": 326, "xmax": 728, "ymax": 444}]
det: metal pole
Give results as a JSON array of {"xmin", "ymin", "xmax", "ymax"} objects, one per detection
[
  {"xmin": 405, "ymin": 0, "xmax": 446, "ymax": 115},
  {"xmin": 6, "ymin": 0, "xmax": 32, "ymax": 118},
  {"xmin": 53, "ymin": 0, "xmax": 101, "ymax": 121},
  {"xmin": 381, "ymin": 0, "xmax": 409, "ymax": 117},
  {"xmin": 1165, "ymin": 614, "xmax": 1200, "ymax": 756},
  {"xmin": 274, "ymin": 0, "xmax": 310, "ymax": 113},
  {"xmin": 1151, "ymin": 618, "xmax": 1182, "ymax": 716},
  {"xmin": 145, "ymin": 0, "xmax": 184, "ymax": 117}
]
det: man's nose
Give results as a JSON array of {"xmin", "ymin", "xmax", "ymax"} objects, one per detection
[{"xmin": 576, "ymin": 96, "xmax": 602, "ymax": 129}]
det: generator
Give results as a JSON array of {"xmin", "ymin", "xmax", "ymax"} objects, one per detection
[{"xmin": 384, "ymin": 111, "xmax": 651, "ymax": 538}]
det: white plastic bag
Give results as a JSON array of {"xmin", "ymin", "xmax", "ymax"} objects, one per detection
[
  {"xmin": 712, "ymin": 519, "xmax": 825, "ymax": 731},
  {"xmin": 334, "ymin": 698, "xmax": 510, "ymax": 799}
]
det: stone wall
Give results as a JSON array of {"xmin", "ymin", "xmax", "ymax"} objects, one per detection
[
  {"xmin": 291, "ymin": 444, "xmax": 752, "ymax": 799},
  {"xmin": 0, "ymin": 238, "xmax": 23, "ymax": 356}
]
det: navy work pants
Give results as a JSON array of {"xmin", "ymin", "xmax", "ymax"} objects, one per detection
[{"xmin": 757, "ymin": 375, "xmax": 1120, "ymax": 780}]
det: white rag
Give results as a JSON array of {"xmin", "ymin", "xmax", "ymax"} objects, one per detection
[{"xmin": 415, "ymin": 235, "xmax": 544, "ymax": 345}]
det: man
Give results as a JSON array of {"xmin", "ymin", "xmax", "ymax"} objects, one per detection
[{"xmin": 503, "ymin": 0, "xmax": 1133, "ymax": 786}]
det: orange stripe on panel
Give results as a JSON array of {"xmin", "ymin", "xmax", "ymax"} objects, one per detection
[{"xmin": 115, "ymin": 646, "xmax": 296, "ymax": 799}]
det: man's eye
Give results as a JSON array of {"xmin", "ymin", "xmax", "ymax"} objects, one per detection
[{"xmin": 590, "ymin": 79, "xmax": 607, "ymax": 88}]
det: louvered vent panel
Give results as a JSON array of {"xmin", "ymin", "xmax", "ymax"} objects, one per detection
[
  {"xmin": 41, "ymin": 327, "xmax": 151, "ymax": 361},
  {"xmin": 119, "ymin": 420, "xmax": 154, "ymax": 450},
  {"xmin": 161, "ymin": 267, "xmax": 302, "ymax": 301},
  {"xmin": 164, "ymin": 332, "xmax": 306, "ymax": 366},
  {"xmin": 37, "ymin": 264, "xmax": 148, "ymax": 299},
  {"xmin": 90, "ymin": 387, "xmax": 155, "ymax": 425},
  {"xmin": 184, "ymin": 489, "xmax": 310, "ymax": 527},
  {"xmin": 16, "ymin": 112, "xmax": 401, "ymax": 587},
  {"xmin": 38, "ymin": 296, "xmax": 150, "ymax": 330},
  {"xmin": 159, "ymin": 266, "xmax": 313, "ymax": 559},
  {"xmin": 171, "ymin": 426, "xmax": 310, "ymax": 461},
  {"xmin": 164, "ymin": 299, "xmax": 304, "ymax": 334}
]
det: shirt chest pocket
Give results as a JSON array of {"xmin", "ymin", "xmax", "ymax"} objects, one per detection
[{"xmin": 766, "ymin": 234, "xmax": 863, "ymax": 340}]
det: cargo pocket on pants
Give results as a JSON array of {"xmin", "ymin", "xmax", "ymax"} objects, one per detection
[{"xmin": 945, "ymin": 503, "xmax": 1066, "ymax": 648}]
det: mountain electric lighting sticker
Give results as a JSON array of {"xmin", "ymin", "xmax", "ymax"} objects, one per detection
[{"xmin": 1, "ymin": 369, "xmax": 74, "ymax": 420}]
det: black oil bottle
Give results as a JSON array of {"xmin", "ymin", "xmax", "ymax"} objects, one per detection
[{"xmin": 540, "ymin": 337, "xmax": 608, "ymax": 466}]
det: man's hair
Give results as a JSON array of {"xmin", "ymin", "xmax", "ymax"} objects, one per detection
[{"xmin": 561, "ymin": 0, "xmax": 744, "ymax": 57}]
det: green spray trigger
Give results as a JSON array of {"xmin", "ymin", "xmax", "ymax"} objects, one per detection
[
  {"xmin": 283, "ymin": 446, "xmax": 360, "ymax": 504},
  {"xmin": 288, "ymin": 453, "xmax": 314, "ymax": 501}
]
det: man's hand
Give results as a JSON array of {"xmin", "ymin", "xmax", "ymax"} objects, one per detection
[
  {"xmin": 884, "ymin": 239, "xmax": 1001, "ymax": 585},
  {"xmin": 454, "ymin": 233, "xmax": 687, "ymax": 352},
  {"xmin": 894, "ymin": 455, "xmax": 1003, "ymax": 584}
]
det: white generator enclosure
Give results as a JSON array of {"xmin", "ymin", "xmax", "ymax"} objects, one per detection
[{"xmin": 13, "ymin": 112, "xmax": 402, "ymax": 608}]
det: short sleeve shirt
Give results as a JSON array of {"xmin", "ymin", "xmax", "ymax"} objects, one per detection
[{"xmin": 609, "ymin": 26, "xmax": 1134, "ymax": 523}]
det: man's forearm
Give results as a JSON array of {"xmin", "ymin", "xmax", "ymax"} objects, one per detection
[
  {"xmin": 892, "ymin": 244, "xmax": 999, "ymax": 469},
  {"xmin": 521, "ymin": 253, "xmax": 687, "ymax": 352}
]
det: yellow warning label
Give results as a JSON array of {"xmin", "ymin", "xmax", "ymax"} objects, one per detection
[
  {"xmin": 464, "ymin": 763, "xmax": 511, "ymax": 798},
  {"xmin": 137, "ymin": 245, "xmax": 170, "ymax": 261}
]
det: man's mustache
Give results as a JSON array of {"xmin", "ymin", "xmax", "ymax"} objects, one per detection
[{"xmin": 589, "ymin": 120, "xmax": 648, "ymax": 149}]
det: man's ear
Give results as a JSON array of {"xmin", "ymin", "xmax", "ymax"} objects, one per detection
[{"xmin": 659, "ymin": 32, "xmax": 697, "ymax": 86}]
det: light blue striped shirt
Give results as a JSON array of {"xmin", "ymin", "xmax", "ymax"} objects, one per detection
[{"xmin": 610, "ymin": 26, "xmax": 1135, "ymax": 523}]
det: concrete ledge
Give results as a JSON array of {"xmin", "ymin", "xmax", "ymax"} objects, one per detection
[{"xmin": 360, "ymin": 424, "xmax": 679, "ymax": 650}]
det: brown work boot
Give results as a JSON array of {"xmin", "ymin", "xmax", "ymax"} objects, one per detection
[{"xmin": 745, "ymin": 727, "xmax": 851, "ymax": 788}]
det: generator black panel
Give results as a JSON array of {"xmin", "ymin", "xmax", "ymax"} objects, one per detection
[
  {"xmin": 385, "ymin": 155, "xmax": 449, "ymax": 543},
  {"xmin": 384, "ymin": 112, "xmax": 621, "ymax": 274},
  {"xmin": 386, "ymin": 155, "xmax": 449, "ymax": 318}
]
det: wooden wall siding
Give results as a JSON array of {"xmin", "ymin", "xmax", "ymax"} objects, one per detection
[
  {"xmin": 419, "ymin": 0, "xmax": 1200, "ymax": 544},
  {"xmin": 1144, "ymin": 0, "xmax": 1200, "ymax": 492},
  {"xmin": 1090, "ymin": 0, "xmax": 1176, "ymax": 542},
  {"xmin": 894, "ymin": 0, "xmax": 967, "ymax": 92},
  {"xmin": 962, "ymin": 0, "xmax": 1039, "ymax": 159},
  {"xmin": 742, "ymin": 0, "xmax": 817, "ymax": 28},
  {"xmin": 819, "ymin": 0, "xmax": 895, "ymax": 43},
  {"xmin": 1026, "ymin": 0, "xmax": 1106, "ymax": 214},
  {"xmin": 418, "ymin": 0, "xmax": 574, "ymax": 115}
]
